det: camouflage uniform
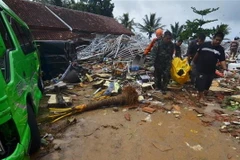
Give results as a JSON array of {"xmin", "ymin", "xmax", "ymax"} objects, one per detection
[{"xmin": 151, "ymin": 38, "xmax": 174, "ymax": 91}]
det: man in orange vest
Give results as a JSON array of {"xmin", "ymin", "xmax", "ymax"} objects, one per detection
[{"xmin": 144, "ymin": 28, "xmax": 163, "ymax": 55}]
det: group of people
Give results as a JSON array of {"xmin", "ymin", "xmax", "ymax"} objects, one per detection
[{"xmin": 144, "ymin": 29, "xmax": 228, "ymax": 104}]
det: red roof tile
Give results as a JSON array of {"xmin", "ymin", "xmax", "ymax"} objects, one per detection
[
  {"xmin": 3, "ymin": 0, "xmax": 134, "ymax": 40},
  {"xmin": 31, "ymin": 29, "xmax": 79, "ymax": 40},
  {"xmin": 4, "ymin": 0, "xmax": 68, "ymax": 30},
  {"xmin": 48, "ymin": 5, "xmax": 133, "ymax": 35}
]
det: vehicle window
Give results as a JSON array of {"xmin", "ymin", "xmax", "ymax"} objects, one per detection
[
  {"xmin": 0, "ymin": 15, "xmax": 13, "ymax": 82},
  {"xmin": 7, "ymin": 15, "xmax": 35, "ymax": 54}
]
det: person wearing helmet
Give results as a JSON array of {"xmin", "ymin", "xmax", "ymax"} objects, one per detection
[
  {"xmin": 150, "ymin": 30, "xmax": 174, "ymax": 94},
  {"xmin": 229, "ymin": 37, "xmax": 239, "ymax": 60},
  {"xmin": 143, "ymin": 28, "xmax": 163, "ymax": 55}
]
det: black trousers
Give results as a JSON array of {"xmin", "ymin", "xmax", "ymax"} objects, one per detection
[{"xmin": 195, "ymin": 72, "xmax": 214, "ymax": 92}]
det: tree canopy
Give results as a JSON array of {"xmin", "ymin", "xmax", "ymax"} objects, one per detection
[
  {"xmin": 170, "ymin": 22, "xmax": 184, "ymax": 42},
  {"xmin": 180, "ymin": 7, "xmax": 230, "ymax": 40},
  {"xmin": 32, "ymin": 0, "xmax": 114, "ymax": 17},
  {"xmin": 137, "ymin": 13, "xmax": 166, "ymax": 39},
  {"xmin": 118, "ymin": 13, "xmax": 135, "ymax": 32}
]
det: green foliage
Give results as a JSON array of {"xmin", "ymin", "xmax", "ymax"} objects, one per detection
[
  {"xmin": 195, "ymin": 19, "xmax": 218, "ymax": 27},
  {"xmin": 180, "ymin": 19, "xmax": 213, "ymax": 40},
  {"xmin": 68, "ymin": 2, "xmax": 88, "ymax": 11},
  {"xmin": 50, "ymin": 0, "xmax": 63, "ymax": 7},
  {"xmin": 137, "ymin": 13, "xmax": 166, "ymax": 39},
  {"xmin": 180, "ymin": 7, "xmax": 229, "ymax": 40},
  {"xmin": 170, "ymin": 22, "xmax": 184, "ymax": 42},
  {"xmin": 211, "ymin": 24, "xmax": 231, "ymax": 38},
  {"xmin": 191, "ymin": 7, "xmax": 219, "ymax": 17},
  {"xmin": 85, "ymin": 0, "xmax": 114, "ymax": 17},
  {"xmin": 118, "ymin": 13, "xmax": 135, "ymax": 32},
  {"xmin": 31, "ymin": 0, "xmax": 115, "ymax": 17},
  {"xmin": 222, "ymin": 96, "xmax": 240, "ymax": 111}
]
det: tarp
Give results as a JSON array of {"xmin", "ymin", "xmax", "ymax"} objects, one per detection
[{"xmin": 171, "ymin": 57, "xmax": 191, "ymax": 84}]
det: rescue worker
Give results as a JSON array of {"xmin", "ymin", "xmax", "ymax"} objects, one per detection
[
  {"xmin": 151, "ymin": 30, "xmax": 174, "ymax": 94},
  {"xmin": 187, "ymin": 33, "xmax": 206, "ymax": 63},
  {"xmin": 229, "ymin": 37, "xmax": 239, "ymax": 60},
  {"xmin": 144, "ymin": 28, "xmax": 163, "ymax": 55},
  {"xmin": 187, "ymin": 33, "xmax": 206, "ymax": 85},
  {"xmin": 174, "ymin": 39, "xmax": 183, "ymax": 59},
  {"xmin": 192, "ymin": 31, "xmax": 227, "ymax": 105}
]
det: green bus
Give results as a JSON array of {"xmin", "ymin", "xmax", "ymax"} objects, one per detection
[{"xmin": 0, "ymin": 1, "xmax": 42, "ymax": 159}]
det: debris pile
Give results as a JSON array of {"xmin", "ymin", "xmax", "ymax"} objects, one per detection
[
  {"xmin": 214, "ymin": 110, "xmax": 240, "ymax": 139},
  {"xmin": 76, "ymin": 34, "xmax": 149, "ymax": 61},
  {"xmin": 39, "ymin": 34, "xmax": 240, "ymax": 149}
]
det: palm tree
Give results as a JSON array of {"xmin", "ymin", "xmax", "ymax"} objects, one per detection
[
  {"xmin": 137, "ymin": 13, "xmax": 166, "ymax": 39},
  {"xmin": 212, "ymin": 24, "xmax": 231, "ymax": 36},
  {"xmin": 118, "ymin": 13, "xmax": 135, "ymax": 32},
  {"xmin": 170, "ymin": 22, "xmax": 184, "ymax": 42}
]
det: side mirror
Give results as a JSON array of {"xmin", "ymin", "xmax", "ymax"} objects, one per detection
[{"xmin": 0, "ymin": 35, "xmax": 6, "ymax": 57}]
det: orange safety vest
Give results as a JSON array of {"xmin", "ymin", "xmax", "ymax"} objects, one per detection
[{"xmin": 144, "ymin": 38, "xmax": 158, "ymax": 55}]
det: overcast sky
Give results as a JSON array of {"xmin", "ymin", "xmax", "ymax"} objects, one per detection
[{"xmin": 112, "ymin": 0, "xmax": 240, "ymax": 40}]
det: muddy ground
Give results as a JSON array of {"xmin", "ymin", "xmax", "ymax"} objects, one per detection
[{"xmin": 31, "ymin": 83, "xmax": 240, "ymax": 160}]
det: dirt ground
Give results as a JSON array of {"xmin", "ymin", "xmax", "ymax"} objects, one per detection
[{"xmin": 31, "ymin": 83, "xmax": 240, "ymax": 160}]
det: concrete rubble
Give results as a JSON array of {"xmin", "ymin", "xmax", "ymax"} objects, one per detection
[{"xmin": 40, "ymin": 34, "xmax": 240, "ymax": 148}]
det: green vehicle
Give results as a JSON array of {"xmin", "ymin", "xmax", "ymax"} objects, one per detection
[{"xmin": 0, "ymin": 1, "xmax": 42, "ymax": 160}]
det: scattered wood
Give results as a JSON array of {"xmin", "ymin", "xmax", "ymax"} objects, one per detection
[{"xmin": 49, "ymin": 86, "xmax": 138, "ymax": 123}]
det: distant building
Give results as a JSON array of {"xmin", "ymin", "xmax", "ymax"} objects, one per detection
[{"xmin": 3, "ymin": 0, "xmax": 133, "ymax": 41}]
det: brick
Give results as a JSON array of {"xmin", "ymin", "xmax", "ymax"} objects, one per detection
[
  {"xmin": 124, "ymin": 113, "xmax": 131, "ymax": 121},
  {"xmin": 173, "ymin": 104, "xmax": 181, "ymax": 111},
  {"xmin": 142, "ymin": 107, "xmax": 156, "ymax": 114}
]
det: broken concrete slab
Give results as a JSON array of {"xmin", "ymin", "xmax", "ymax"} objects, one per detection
[
  {"xmin": 162, "ymin": 104, "xmax": 173, "ymax": 111},
  {"xmin": 230, "ymin": 95, "xmax": 240, "ymax": 102},
  {"xmin": 47, "ymin": 94, "xmax": 72, "ymax": 107},
  {"xmin": 151, "ymin": 92, "xmax": 165, "ymax": 101},
  {"xmin": 209, "ymin": 86, "xmax": 234, "ymax": 93},
  {"xmin": 193, "ymin": 108, "xmax": 205, "ymax": 115},
  {"xmin": 200, "ymin": 117, "xmax": 215, "ymax": 124},
  {"xmin": 141, "ymin": 82, "xmax": 154, "ymax": 90}
]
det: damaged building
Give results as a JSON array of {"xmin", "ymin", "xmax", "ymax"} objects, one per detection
[{"xmin": 4, "ymin": 0, "xmax": 134, "ymax": 79}]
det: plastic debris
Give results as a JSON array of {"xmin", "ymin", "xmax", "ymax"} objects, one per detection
[{"xmin": 185, "ymin": 142, "xmax": 203, "ymax": 151}]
